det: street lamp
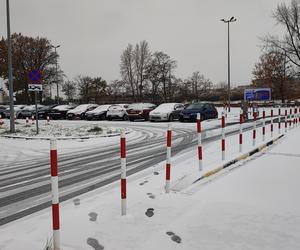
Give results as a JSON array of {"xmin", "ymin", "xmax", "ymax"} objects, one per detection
[
  {"xmin": 51, "ymin": 44, "xmax": 61, "ymax": 104},
  {"xmin": 6, "ymin": 0, "xmax": 15, "ymax": 133},
  {"xmin": 221, "ymin": 16, "xmax": 237, "ymax": 112}
]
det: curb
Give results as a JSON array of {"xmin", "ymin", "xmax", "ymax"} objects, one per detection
[
  {"xmin": 0, "ymin": 130, "xmax": 132, "ymax": 141},
  {"xmin": 193, "ymin": 134, "xmax": 285, "ymax": 183}
]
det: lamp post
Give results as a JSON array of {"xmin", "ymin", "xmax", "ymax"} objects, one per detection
[
  {"xmin": 221, "ymin": 16, "xmax": 236, "ymax": 113},
  {"xmin": 51, "ymin": 45, "xmax": 60, "ymax": 104},
  {"xmin": 6, "ymin": 0, "xmax": 15, "ymax": 133}
]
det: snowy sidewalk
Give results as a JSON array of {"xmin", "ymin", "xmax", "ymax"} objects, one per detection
[{"xmin": 1, "ymin": 127, "xmax": 300, "ymax": 250}]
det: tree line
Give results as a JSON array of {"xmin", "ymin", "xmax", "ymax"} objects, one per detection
[
  {"xmin": 2, "ymin": 1, "xmax": 300, "ymax": 105},
  {"xmin": 252, "ymin": 0, "xmax": 300, "ymax": 103}
]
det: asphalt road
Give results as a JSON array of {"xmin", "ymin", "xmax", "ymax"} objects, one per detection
[{"xmin": 0, "ymin": 118, "xmax": 273, "ymax": 225}]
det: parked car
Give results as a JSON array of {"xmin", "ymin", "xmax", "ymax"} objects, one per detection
[
  {"xmin": 126, "ymin": 103, "xmax": 156, "ymax": 121},
  {"xmin": 179, "ymin": 103, "xmax": 218, "ymax": 122},
  {"xmin": 48, "ymin": 105, "xmax": 77, "ymax": 120},
  {"xmin": 0, "ymin": 105, "xmax": 8, "ymax": 118},
  {"xmin": 149, "ymin": 103, "xmax": 185, "ymax": 122},
  {"xmin": 67, "ymin": 104, "xmax": 98, "ymax": 120},
  {"xmin": 37, "ymin": 105, "xmax": 58, "ymax": 119},
  {"xmin": 18, "ymin": 105, "xmax": 44, "ymax": 119},
  {"xmin": 107, "ymin": 104, "xmax": 129, "ymax": 121},
  {"xmin": 85, "ymin": 105, "xmax": 111, "ymax": 120},
  {"xmin": 4, "ymin": 105, "xmax": 26, "ymax": 118}
]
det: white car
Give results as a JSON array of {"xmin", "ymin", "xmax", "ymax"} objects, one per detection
[
  {"xmin": 107, "ymin": 104, "xmax": 129, "ymax": 121},
  {"xmin": 67, "ymin": 104, "xmax": 98, "ymax": 120},
  {"xmin": 149, "ymin": 103, "xmax": 185, "ymax": 122},
  {"xmin": 85, "ymin": 105, "xmax": 111, "ymax": 120}
]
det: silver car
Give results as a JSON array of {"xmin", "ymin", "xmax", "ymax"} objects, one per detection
[
  {"xmin": 107, "ymin": 104, "xmax": 129, "ymax": 121},
  {"xmin": 149, "ymin": 103, "xmax": 185, "ymax": 122}
]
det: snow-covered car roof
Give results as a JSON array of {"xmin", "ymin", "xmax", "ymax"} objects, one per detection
[
  {"xmin": 127, "ymin": 103, "xmax": 156, "ymax": 109},
  {"xmin": 86, "ymin": 105, "xmax": 111, "ymax": 114},
  {"xmin": 53, "ymin": 105, "xmax": 76, "ymax": 111},
  {"xmin": 70, "ymin": 104, "xmax": 97, "ymax": 112},
  {"xmin": 152, "ymin": 103, "xmax": 180, "ymax": 112}
]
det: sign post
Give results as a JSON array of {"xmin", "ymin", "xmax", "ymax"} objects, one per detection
[{"xmin": 27, "ymin": 69, "xmax": 42, "ymax": 135}]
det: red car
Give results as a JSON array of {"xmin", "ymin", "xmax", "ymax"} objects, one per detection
[{"xmin": 127, "ymin": 103, "xmax": 156, "ymax": 121}]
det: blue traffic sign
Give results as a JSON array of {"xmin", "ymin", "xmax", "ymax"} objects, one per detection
[
  {"xmin": 27, "ymin": 69, "xmax": 42, "ymax": 83},
  {"xmin": 244, "ymin": 88, "xmax": 271, "ymax": 101}
]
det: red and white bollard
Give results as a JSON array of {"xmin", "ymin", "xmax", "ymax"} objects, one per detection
[
  {"xmin": 295, "ymin": 107, "xmax": 298, "ymax": 127},
  {"xmin": 0, "ymin": 115, "xmax": 3, "ymax": 126},
  {"xmin": 221, "ymin": 111, "xmax": 225, "ymax": 161},
  {"xmin": 262, "ymin": 109, "xmax": 266, "ymax": 142},
  {"xmin": 253, "ymin": 111, "xmax": 257, "ymax": 146},
  {"xmin": 293, "ymin": 107, "xmax": 296, "ymax": 127},
  {"xmin": 31, "ymin": 115, "xmax": 35, "ymax": 125},
  {"xmin": 270, "ymin": 109, "xmax": 274, "ymax": 137},
  {"xmin": 165, "ymin": 124, "xmax": 172, "ymax": 193},
  {"xmin": 50, "ymin": 139, "xmax": 60, "ymax": 250},
  {"xmin": 285, "ymin": 109, "xmax": 288, "ymax": 133},
  {"xmin": 47, "ymin": 116, "xmax": 50, "ymax": 125},
  {"xmin": 278, "ymin": 108, "xmax": 281, "ymax": 134},
  {"xmin": 197, "ymin": 113, "xmax": 203, "ymax": 172},
  {"xmin": 120, "ymin": 130, "xmax": 126, "ymax": 215},
  {"xmin": 289, "ymin": 108, "xmax": 292, "ymax": 130},
  {"xmin": 239, "ymin": 109, "xmax": 243, "ymax": 153}
]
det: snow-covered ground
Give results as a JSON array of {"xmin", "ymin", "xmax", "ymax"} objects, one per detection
[{"xmin": 0, "ymin": 107, "xmax": 299, "ymax": 249}]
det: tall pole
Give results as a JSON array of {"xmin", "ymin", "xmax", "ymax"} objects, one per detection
[
  {"xmin": 51, "ymin": 45, "xmax": 60, "ymax": 104},
  {"xmin": 227, "ymin": 22, "xmax": 231, "ymax": 112},
  {"xmin": 6, "ymin": 0, "xmax": 15, "ymax": 133},
  {"xmin": 221, "ymin": 17, "xmax": 236, "ymax": 113}
]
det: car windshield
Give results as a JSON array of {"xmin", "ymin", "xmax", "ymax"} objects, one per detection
[
  {"xmin": 92, "ymin": 105, "xmax": 110, "ymax": 111},
  {"xmin": 53, "ymin": 105, "xmax": 74, "ymax": 111},
  {"xmin": 186, "ymin": 104, "xmax": 205, "ymax": 110},
  {"xmin": 70, "ymin": 104, "xmax": 91, "ymax": 112}
]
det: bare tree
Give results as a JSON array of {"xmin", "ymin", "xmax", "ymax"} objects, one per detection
[
  {"xmin": 146, "ymin": 51, "xmax": 176, "ymax": 102},
  {"xmin": 189, "ymin": 71, "xmax": 213, "ymax": 101},
  {"xmin": 264, "ymin": 0, "xmax": 300, "ymax": 69},
  {"xmin": 252, "ymin": 49, "xmax": 297, "ymax": 102},
  {"xmin": 133, "ymin": 40, "xmax": 151, "ymax": 101},
  {"xmin": 120, "ymin": 44, "xmax": 136, "ymax": 100},
  {"xmin": 62, "ymin": 80, "xmax": 76, "ymax": 102}
]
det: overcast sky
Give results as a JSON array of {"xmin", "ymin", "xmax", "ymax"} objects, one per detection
[{"xmin": 0, "ymin": 0, "xmax": 290, "ymax": 87}]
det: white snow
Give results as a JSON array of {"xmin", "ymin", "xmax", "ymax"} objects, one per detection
[{"xmin": 0, "ymin": 111, "xmax": 299, "ymax": 250}]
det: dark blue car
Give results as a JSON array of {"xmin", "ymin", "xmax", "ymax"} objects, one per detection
[{"xmin": 179, "ymin": 103, "xmax": 218, "ymax": 122}]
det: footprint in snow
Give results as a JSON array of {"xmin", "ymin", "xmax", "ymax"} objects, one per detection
[
  {"xmin": 166, "ymin": 231, "xmax": 182, "ymax": 244},
  {"xmin": 86, "ymin": 238, "xmax": 104, "ymax": 250},
  {"xmin": 139, "ymin": 180, "xmax": 148, "ymax": 186},
  {"xmin": 88, "ymin": 212, "xmax": 98, "ymax": 222},
  {"xmin": 73, "ymin": 198, "xmax": 80, "ymax": 206},
  {"xmin": 153, "ymin": 171, "xmax": 159, "ymax": 175},
  {"xmin": 145, "ymin": 208, "xmax": 154, "ymax": 217}
]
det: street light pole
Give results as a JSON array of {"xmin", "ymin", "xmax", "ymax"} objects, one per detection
[
  {"xmin": 51, "ymin": 45, "xmax": 60, "ymax": 104},
  {"xmin": 6, "ymin": 0, "xmax": 15, "ymax": 133},
  {"xmin": 221, "ymin": 16, "xmax": 236, "ymax": 113}
]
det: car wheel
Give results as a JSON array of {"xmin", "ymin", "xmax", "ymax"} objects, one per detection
[
  {"xmin": 168, "ymin": 114, "xmax": 174, "ymax": 122},
  {"xmin": 101, "ymin": 114, "xmax": 106, "ymax": 120},
  {"xmin": 123, "ymin": 114, "xmax": 128, "ymax": 121}
]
